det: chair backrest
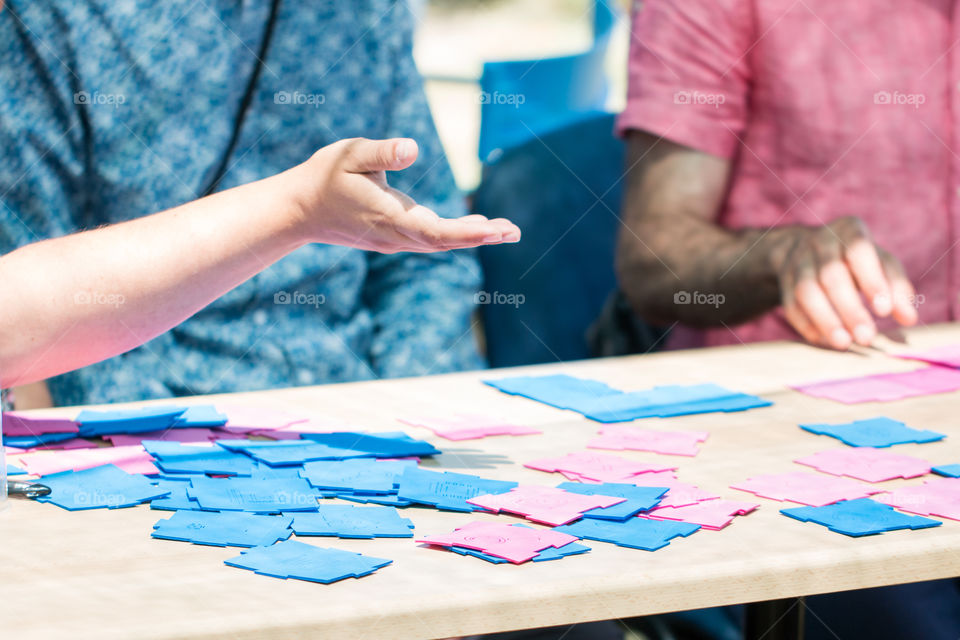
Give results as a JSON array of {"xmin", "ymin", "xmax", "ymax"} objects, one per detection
[
  {"xmin": 477, "ymin": 0, "xmax": 619, "ymax": 162},
  {"xmin": 474, "ymin": 113, "xmax": 625, "ymax": 367}
]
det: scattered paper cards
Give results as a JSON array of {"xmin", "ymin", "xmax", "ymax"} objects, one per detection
[
  {"xmin": 225, "ymin": 540, "xmax": 392, "ymax": 584},
  {"xmin": 799, "ymin": 417, "xmax": 945, "ymax": 448},
  {"xmin": 589, "ymin": 427, "xmax": 708, "ymax": 456},
  {"xmin": 781, "ymin": 498, "xmax": 941, "ymax": 537},
  {"xmin": 466, "ymin": 485, "xmax": 626, "ymax": 526},
  {"xmin": 731, "ymin": 472, "xmax": 878, "ymax": 507},
  {"xmin": 153, "ymin": 511, "xmax": 292, "ymax": 547},
  {"xmin": 287, "ymin": 506, "xmax": 414, "ymax": 538},
  {"xmin": 526, "ymin": 452, "xmax": 676, "ymax": 483},
  {"xmin": 555, "ymin": 517, "xmax": 700, "ymax": 551},
  {"xmin": 795, "ymin": 448, "xmax": 930, "ymax": 482},
  {"xmin": 36, "ymin": 464, "xmax": 169, "ymax": 510},
  {"xmin": 418, "ymin": 521, "xmax": 580, "ymax": 564},
  {"xmin": 484, "ymin": 375, "xmax": 771, "ymax": 422},
  {"xmin": 793, "ymin": 366, "xmax": 960, "ymax": 404},
  {"xmin": 642, "ymin": 499, "xmax": 759, "ymax": 530},
  {"xmin": 396, "ymin": 467, "xmax": 517, "ymax": 512}
]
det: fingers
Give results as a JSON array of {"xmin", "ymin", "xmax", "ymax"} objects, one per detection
[
  {"xmin": 779, "ymin": 219, "xmax": 918, "ymax": 350},
  {"xmin": 385, "ymin": 205, "xmax": 518, "ymax": 252},
  {"xmin": 342, "ymin": 138, "xmax": 419, "ymax": 174},
  {"xmin": 879, "ymin": 250, "xmax": 919, "ymax": 326},
  {"xmin": 813, "ymin": 234, "xmax": 877, "ymax": 345}
]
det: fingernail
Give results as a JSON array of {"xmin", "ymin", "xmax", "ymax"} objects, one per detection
[
  {"xmin": 873, "ymin": 293, "xmax": 892, "ymax": 316},
  {"xmin": 503, "ymin": 231, "xmax": 521, "ymax": 243},
  {"xmin": 395, "ymin": 140, "xmax": 415, "ymax": 164},
  {"xmin": 482, "ymin": 234, "xmax": 502, "ymax": 243},
  {"xmin": 853, "ymin": 324, "xmax": 875, "ymax": 345},
  {"xmin": 831, "ymin": 328, "xmax": 852, "ymax": 348}
]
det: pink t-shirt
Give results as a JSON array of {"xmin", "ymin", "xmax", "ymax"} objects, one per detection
[{"xmin": 618, "ymin": 0, "xmax": 959, "ymax": 347}]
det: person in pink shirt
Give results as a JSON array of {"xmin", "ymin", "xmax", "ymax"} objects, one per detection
[
  {"xmin": 613, "ymin": 2, "xmax": 960, "ymax": 639},
  {"xmin": 612, "ymin": 0, "xmax": 960, "ymax": 352}
]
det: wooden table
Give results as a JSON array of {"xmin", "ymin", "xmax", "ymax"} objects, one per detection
[{"xmin": 3, "ymin": 324, "xmax": 960, "ymax": 640}]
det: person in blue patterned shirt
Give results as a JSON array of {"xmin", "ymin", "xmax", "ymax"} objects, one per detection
[{"xmin": 0, "ymin": 0, "xmax": 494, "ymax": 406}]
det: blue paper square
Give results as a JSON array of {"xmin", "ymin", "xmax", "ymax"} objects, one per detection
[
  {"xmin": 76, "ymin": 406, "xmax": 187, "ymax": 436},
  {"xmin": 932, "ymin": 464, "xmax": 960, "ymax": 478},
  {"xmin": 216, "ymin": 439, "xmax": 370, "ymax": 466},
  {"xmin": 173, "ymin": 405, "xmax": 228, "ymax": 427},
  {"xmin": 483, "ymin": 374, "xmax": 622, "ymax": 411},
  {"xmin": 781, "ymin": 498, "xmax": 942, "ymax": 537},
  {"xmin": 337, "ymin": 493, "xmax": 414, "ymax": 507},
  {"xmin": 800, "ymin": 417, "xmax": 945, "ymax": 448},
  {"xmin": 300, "ymin": 459, "xmax": 415, "ymax": 494},
  {"xmin": 152, "ymin": 510, "xmax": 292, "ymax": 547},
  {"xmin": 554, "ymin": 517, "xmax": 700, "ymax": 551},
  {"xmin": 35, "ymin": 464, "xmax": 169, "ymax": 510},
  {"xmin": 557, "ymin": 482, "xmax": 668, "ymax": 520},
  {"xmin": 286, "ymin": 505, "xmax": 414, "ymax": 538},
  {"xmin": 6, "ymin": 463, "xmax": 27, "ymax": 476},
  {"xmin": 3, "ymin": 431, "xmax": 78, "ymax": 448},
  {"xmin": 143, "ymin": 440, "xmax": 259, "ymax": 476},
  {"xmin": 149, "ymin": 483, "xmax": 203, "ymax": 511},
  {"xmin": 299, "ymin": 432, "xmax": 441, "ymax": 458},
  {"xmin": 396, "ymin": 467, "xmax": 517, "ymax": 512},
  {"xmin": 225, "ymin": 540, "xmax": 392, "ymax": 583},
  {"xmin": 187, "ymin": 476, "xmax": 320, "ymax": 513}
]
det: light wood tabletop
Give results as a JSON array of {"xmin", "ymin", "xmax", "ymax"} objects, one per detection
[{"xmin": 3, "ymin": 324, "xmax": 960, "ymax": 640}]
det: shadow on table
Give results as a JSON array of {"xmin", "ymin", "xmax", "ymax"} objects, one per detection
[{"xmin": 423, "ymin": 450, "xmax": 512, "ymax": 470}]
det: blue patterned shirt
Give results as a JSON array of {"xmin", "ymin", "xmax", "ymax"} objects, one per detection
[{"xmin": 0, "ymin": 0, "xmax": 483, "ymax": 406}]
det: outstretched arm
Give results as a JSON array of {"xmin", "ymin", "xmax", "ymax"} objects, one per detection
[{"xmin": 0, "ymin": 137, "xmax": 520, "ymax": 386}]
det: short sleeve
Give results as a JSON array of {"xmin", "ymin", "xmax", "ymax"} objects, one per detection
[{"xmin": 616, "ymin": 0, "xmax": 753, "ymax": 159}]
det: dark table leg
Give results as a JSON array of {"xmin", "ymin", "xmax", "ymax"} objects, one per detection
[{"xmin": 744, "ymin": 597, "xmax": 805, "ymax": 640}]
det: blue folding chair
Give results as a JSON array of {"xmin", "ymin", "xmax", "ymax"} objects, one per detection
[
  {"xmin": 474, "ymin": 113, "xmax": 624, "ymax": 368},
  {"xmin": 477, "ymin": 0, "xmax": 619, "ymax": 163}
]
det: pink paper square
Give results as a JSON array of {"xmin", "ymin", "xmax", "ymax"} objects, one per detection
[
  {"xmin": 642, "ymin": 499, "xmax": 759, "ymax": 530},
  {"xmin": 588, "ymin": 427, "xmax": 709, "ymax": 456},
  {"xmin": 792, "ymin": 366, "xmax": 960, "ymax": 404},
  {"xmin": 876, "ymin": 478, "xmax": 960, "ymax": 521},
  {"xmin": 2, "ymin": 412, "xmax": 79, "ymax": 436},
  {"xmin": 417, "ymin": 520, "xmax": 578, "ymax": 563},
  {"xmin": 895, "ymin": 345, "xmax": 960, "ymax": 369},
  {"xmin": 16, "ymin": 445, "xmax": 158, "ymax": 476},
  {"xmin": 467, "ymin": 485, "xmax": 626, "ymax": 526},
  {"xmin": 730, "ymin": 471, "xmax": 880, "ymax": 506},
  {"xmin": 24, "ymin": 438, "xmax": 99, "ymax": 451},
  {"xmin": 105, "ymin": 428, "xmax": 219, "ymax": 447},
  {"xmin": 399, "ymin": 414, "xmax": 541, "ymax": 441},
  {"xmin": 628, "ymin": 475, "xmax": 717, "ymax": 508},
  {"xmin": 795, "ymin": 448, "xmax": 931, "ymax": 482},
  {"xmin": 525, "ymin": 452, "xmax": 676, "ymax": 483}
]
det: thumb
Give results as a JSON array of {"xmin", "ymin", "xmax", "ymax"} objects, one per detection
[{"xmin": 343, "ymin": 138, "xmax": 418, "ymax": 173}]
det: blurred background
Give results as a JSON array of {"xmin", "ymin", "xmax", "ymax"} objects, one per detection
[{"xmin": 413, "ymin": 0, "xmax": 630, "ymax": 190}]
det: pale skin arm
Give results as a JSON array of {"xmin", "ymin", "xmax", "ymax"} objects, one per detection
[
  {"xmin": 0, "ymin": 137, "xmax": 520, "ymax": 387},
  {"xmin": 616, "ymin": 130, "xmax": 917, "ymax": 349}
]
